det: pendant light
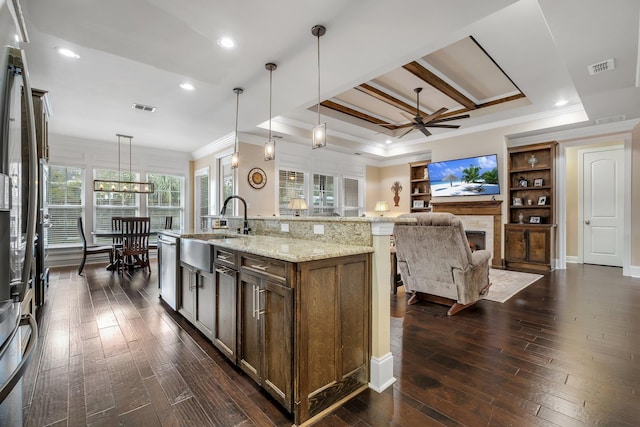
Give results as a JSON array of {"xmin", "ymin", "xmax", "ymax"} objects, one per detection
[
  {"xmin": 231, "ymin": 87, "xmax": 243, "ymax": 169},
  {"xmin": 264, "ymin": 63, "xmax": 277, "ymax": 161},
  {"xmin": 311, "ymin": 25, "xmax": 326, "ymax": 149},
  {"xmin": 93, "ymin": 134, "xmax": 155, "ymax": 193}
]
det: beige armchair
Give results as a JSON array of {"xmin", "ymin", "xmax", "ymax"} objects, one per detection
[{"xmin": 394, "ymin": 212, "xmax": 491, "ymax": 315}]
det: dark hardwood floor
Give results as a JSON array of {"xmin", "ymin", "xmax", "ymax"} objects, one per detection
[{"xmin": 22, "ymin": 262, "xmax": 640, "ymax": 426}]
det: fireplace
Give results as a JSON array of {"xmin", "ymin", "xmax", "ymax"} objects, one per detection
[
  {"xmin": 431, "ymin": 200, "xmax": 503, "ymax": 268},
  {"xmin": 466, "ymin": 230, "xmax": 486, "ymax": 252}
]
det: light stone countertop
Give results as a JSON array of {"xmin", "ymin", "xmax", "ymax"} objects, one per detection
[{"xmin": 207, "ymin": 234, "xmax": 373, "ymax": 263}]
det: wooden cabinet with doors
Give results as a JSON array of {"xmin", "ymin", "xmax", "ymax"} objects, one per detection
[
  {"xmin": 238, "ymin": 253, "xmax": 294, "ymax": 411},
  {"xmin": 179, "ymin": 262, "xmax": 215, "ymax": 339},
  {"xmin": 409, "ymin": 160, "xmax": 431, "ymax": 212},
  {"xmin": 504, "ymin": 141, "xmax": 557, "ymax": 271},
  {"xmin": 212, "ymin": 246, "xmax": 238, "ymax": 362}
]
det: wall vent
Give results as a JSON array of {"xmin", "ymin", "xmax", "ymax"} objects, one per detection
[
  {"xmin": 588, "ymin": 59, "xmax": 615, "ymax": 75},
  {"xmin": 595, "ymin": 114, "xmax": 626, "ymax": 125},
  {"xmin": 131, "ymin": 103, "xmax": 157, "ymax": 112}
]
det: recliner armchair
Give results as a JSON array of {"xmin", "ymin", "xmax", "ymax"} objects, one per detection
[{"xmin": 394, "ymin": 212, "xmax": 491, "ymax": 315}]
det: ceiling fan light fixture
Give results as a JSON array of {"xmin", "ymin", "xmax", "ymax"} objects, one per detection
[
  {"xmin": 231, "ymin": 87, "xmax": 243, "ymax": 169},
  {"xmin": 265, "ymin": 63, "xmax": 277, "ymax": 161},
  {"xmin": 311, "ymin": 24, "xmax": 327, "ymax": 149}
]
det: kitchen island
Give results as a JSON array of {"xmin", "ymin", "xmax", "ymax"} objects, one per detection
[{"xmin": 159, "ymin": 216, "xmax": 411, "ymax": 426}]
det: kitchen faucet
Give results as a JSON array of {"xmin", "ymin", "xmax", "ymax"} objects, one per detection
[{"xmin": 220, "ymin": 195, "xmax": 251, "ymax": 235}]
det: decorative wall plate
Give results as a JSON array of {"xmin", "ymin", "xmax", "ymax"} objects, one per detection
[{"xmin": 248, "ymin": 167, "xmax": 267, "ymax": 189}]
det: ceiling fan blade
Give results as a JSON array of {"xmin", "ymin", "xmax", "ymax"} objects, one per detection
[
  {"xmin": 425, "ymin": 124, "xmax": 460, "ymax": 129},
  {"xmin": 396, "ymin": 127, "xmax": 416, "ymax": 139},
  {"xmin": 420, "ymin": 107, "xmax": 448, "ymax": 124},
  {"xmin": 429, "ymin": 114, "xmax": 470, "ymax": 123},
  {"xmin": 417, "ymin": 125, "xmax": 432, "ymax": 137},
  {"xmin": 399, "ymin": 111, "xmax": 416, "ymax": 122}
]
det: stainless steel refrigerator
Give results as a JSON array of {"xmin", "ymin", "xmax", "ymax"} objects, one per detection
[{"xmin": 0, "ymin": 1, "xmax": 39, "ymax": 425}]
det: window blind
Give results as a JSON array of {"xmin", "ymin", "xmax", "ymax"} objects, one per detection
[
  {"xmin": 342, "ymin": 177, "xmax": 360, "ymax": 217},
  {"xmin": 147, "ymin": 173, "xmax": 184, "ymax": 236},
  {"xmin": 94, "ymin": 169, "xmax": 139, "ymax": 244},
  {"xmin": 47, "ymin": 166, "xmax": 85, "ymax": 247}
]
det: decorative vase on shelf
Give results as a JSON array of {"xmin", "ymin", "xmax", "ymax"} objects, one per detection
[
  {"xmin": 518, "ymin": 212, "xmax": 524, "ymax": 224},
  {"xmin": 423, "ymin": 168, "xmax": 429, "ymax": 180},
  {"xmin": 528, "ymin": 154, "xmax": 538, "ymax": 168}
]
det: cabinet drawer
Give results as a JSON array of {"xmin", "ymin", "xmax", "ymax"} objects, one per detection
[
  {"xmin": 241, "ymin": 254, "xmax": 289, "ymax": 283},
  {"xmin": 214, "ymin": 247, "xmax": 238, "ymax": 268}
]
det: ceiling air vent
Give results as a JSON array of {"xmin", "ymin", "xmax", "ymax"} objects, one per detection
[
  {"xmin": 588, "ymin": 59, "xmax": 615, "ymax": 75},
  {"xmin": 595, "ymin": 115, "xmax": 626, "ymax": 125},
  {"xmin": 131, "ymin": 103, "xmax": 156, "ymax": 112}
]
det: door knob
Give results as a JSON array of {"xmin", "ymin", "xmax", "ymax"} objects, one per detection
[{"xmin": 585, "ymin": 219, "xmax": 591, "ymax": 225}]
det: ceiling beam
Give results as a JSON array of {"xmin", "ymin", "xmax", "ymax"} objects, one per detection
[
  {"xmin": 403, "ymin": 61, "xmax": 478, "ymax": 110},
  {"xmin": 355, "ymin": 84, "xmax": 416, "ymax": 115},
  {"xmin": 320, "ymin": 100, "xmax": 397, "ymax": 129}
]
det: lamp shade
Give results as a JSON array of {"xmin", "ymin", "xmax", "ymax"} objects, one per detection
[
  {"xmin": 288, "ymin": 198, "xmax": 308, "ymax": 216},
  {"xmin": 374, "ymin": 201, "xmax": 390, "ymax": 215}
]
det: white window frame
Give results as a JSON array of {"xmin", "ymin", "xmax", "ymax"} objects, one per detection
[
  {"xmin": 146, "ymin": 172, "xmax": 185, "ymax": 233},
  {"xmin": 46, "ymin": 164, "xmax": 86, "ymax": 248},
  {"xmin": 194, "ymin": 167, "xmax": 210, "ymax": 231}
]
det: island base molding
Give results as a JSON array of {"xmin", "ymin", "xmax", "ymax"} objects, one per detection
[{"xmin": 368, "ymin": 352, "xmax": 396, "ymax": 392}]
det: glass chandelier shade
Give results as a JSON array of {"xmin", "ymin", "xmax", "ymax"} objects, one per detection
[
  {"xmin": 264, "ymin": 62, "xmax": 277, "ymax": 161},
  {"xmin": 231, "ymin": 88, "xmax": 243, "ymax": 169},
  {"xmin": 311, "ymin": 25, "xmax": 327, "ymax": 149}
]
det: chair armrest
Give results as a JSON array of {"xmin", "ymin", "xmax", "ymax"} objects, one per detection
[{"xmin": 470, "ymin": 249, "xmax": 491, "ymax": 267}]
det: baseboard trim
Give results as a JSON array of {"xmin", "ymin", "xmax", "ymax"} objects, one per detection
[
  {"xmin": 369, "ymin": 352, "xmax": 396, "ymax": 393},
  {"xmin": 566, "ymin": 256, "xmax": 579, "ymax": 264},
  {"xmin": 628, "ymin": 265, "xmax": 640, "ymax": 278}
]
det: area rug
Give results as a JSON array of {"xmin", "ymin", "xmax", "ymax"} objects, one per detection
[{"xmin": 484, "ymin": 269, "xmax": 543, "ymax": 303}]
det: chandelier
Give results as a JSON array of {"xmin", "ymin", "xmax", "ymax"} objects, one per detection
[{"xmin": 93, "ymin": 134, "xmax": 155, "ymax": 193}]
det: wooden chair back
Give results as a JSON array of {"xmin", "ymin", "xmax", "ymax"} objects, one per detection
[{"xmin": 121, "ymin": 217, "xmax": 151, "ymax": 255}]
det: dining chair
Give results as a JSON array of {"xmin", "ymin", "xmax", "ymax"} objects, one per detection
[
  {"xmin": 117, "ymin": 217, "xmax": 151, "ymax": 275},
  {"xmin": 77, "ymin": 217, "xmax": 113, "ymax": 275}
]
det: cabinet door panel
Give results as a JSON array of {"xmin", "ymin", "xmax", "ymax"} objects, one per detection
[
  {"xmin": 527, "ymin": 229, "xmax": 549, "ymax": 264},
  {"xmin": 179, "ymin": 265, "xmax": 195, "ymax": 322},
  {"xmin": 262, "ymin": 280, "xmax": 293, "ymax": 410},
  {"xmin": 195, "ymin": 271, "xmax": 215, "ymax": 339},
  {"xmin": 214, "ymin": 268, "xmax": 237, "ymax": 361},
  {"xmin": 238, "ymin": 272, "xmax": 260, "ymax": 382},
  {"xmin": 505, "ymin": 228, "xmax": 527, "ymax": 261}
]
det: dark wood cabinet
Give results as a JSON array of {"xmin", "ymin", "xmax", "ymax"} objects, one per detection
[
  {"xmin": 238, "ymin": 255, "xmax": 293, "ymax": 411},
  {"xmin": 177, "ymin": 239, "xmax": 371, "ymax": 426},
  {"xmin": 179, "ymin": 263, "xmax": 215, "ymax": 339},
  {"xmin": 505, "ymin": 141, "xmax": 557, "ymax": 271},
  {"xmin": 409, "ymin": 160, "xmax": 431, "ymax": 212},
  {"xmin": 212, "ymin": 264, "xmax": 237, "ymax": 361}
]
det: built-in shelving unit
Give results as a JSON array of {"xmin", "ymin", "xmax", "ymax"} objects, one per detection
[
  {"xmin": 409, "ymin": 160, "xmax": 431, "ymax": 212},
  {"xmin": 504, "ymin": 141, "xmax": 557, "ymax": 272}
]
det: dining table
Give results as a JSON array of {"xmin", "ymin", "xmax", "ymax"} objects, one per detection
[{"xmin": 91, "ymin": 230, "xmax": 158, "ymax": 271}]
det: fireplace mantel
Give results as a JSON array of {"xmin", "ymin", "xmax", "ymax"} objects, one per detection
[{"xmin": 431, "ymin": 200, "xmax": 503, "ymax": 268}]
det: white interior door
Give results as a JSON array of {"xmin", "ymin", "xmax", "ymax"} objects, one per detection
[{"xmin": 582, "ymin": 147, "xmax": 623, "ymax": 266}]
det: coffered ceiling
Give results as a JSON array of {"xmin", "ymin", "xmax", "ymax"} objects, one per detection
[{"xmin": 18, "ymin": 0, "xmax": 640, "ymax": 161}]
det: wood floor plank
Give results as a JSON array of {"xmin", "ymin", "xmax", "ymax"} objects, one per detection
[{"xmin": 22, "ymin": 262, "xmax": 640, "ymax": 427}]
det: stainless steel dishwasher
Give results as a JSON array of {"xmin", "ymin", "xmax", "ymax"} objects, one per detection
[{"xmin": 158, "ymin": 233, "xmax": 179, "ymax": 310}]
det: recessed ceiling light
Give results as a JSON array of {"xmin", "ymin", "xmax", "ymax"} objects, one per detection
[
  {"xmin": 56, "ymin": 47, "xmax": 80, "ymax": 59},
  {"xmin": 385, "ymin": 139, "xmax": 392, "ymax": 144},
  {"xmin": 217, "ymin": 37, "xmax": 235, "ymax": 49},
  {"xmin": 555, "ymin": 99, "xmax": 568, "ymax": 107},
  {"xmin": 180, "ymin": 83, "xmax": 195, "ymax": 91}
]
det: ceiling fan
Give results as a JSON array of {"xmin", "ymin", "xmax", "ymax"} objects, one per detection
[{"xmin": 394, "ymin": 87, "xmax": 469, "ymax": 138}]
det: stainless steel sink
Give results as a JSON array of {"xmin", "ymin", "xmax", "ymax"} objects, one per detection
[{"xmin": 180, "ymin": 239, "xmax": 213, "ymax": 272}]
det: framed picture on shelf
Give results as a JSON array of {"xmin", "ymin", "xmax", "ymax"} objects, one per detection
[
  {"xmin": 529, "ymin": 216, "xmax": 541, "ymax": 224},
  {"xmin": 512, "ymin": 197, "xmax": 523, "ymax": 206},
  {"xmin": 538, "ymin": 196, "xmax": 547, "ymax": 205},
  {"xmin": 518, "ymin": 178, "xmax": 528, "ymax": 187},
  {"xmin": 412, "ymin": 200, "xmax": 425, "ymax": 209},
  {"xmin": 533, "ymin": 178, "xmax": 543, "ymax": 187}
]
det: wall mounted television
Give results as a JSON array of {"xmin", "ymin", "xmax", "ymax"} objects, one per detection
[{"xmin": 427, "ymin": 154, "xmax": 500, "ymax": 197}]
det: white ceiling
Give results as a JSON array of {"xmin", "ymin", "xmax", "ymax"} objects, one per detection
[{"xmin": 19, "ymin": 0, "xmax": 640, "ymax": 160}]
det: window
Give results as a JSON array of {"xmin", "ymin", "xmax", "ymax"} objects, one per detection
[
  {"xmin": 94, "ymin": 169, "xmax": 138, "ymax": 244},
  {"xmin": 342, "ymin": 177, "xmax": 360, "ymax": 217},
  {"xmin": 312, "ymin": 174, "xmax": 335, "ymax": 216},
  {"xmin": 195, "ymin": 169, "xmax": 209, "ymax": 231},
  {"xmin": 147, "ymin": 173, "xmax": 184, "ymax": 231},
  {"xmin": 47, "ymin": 166, "xmax": 84, "ymax": 247},
  {"xmin": 279, "ymin": 169, "xmax": 305, "ymax": 215}
]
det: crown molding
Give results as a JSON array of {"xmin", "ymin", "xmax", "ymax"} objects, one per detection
[
  {"xmin": 191, "ymin": 132, "xmax": 234, "ymax": 160},
  {"xmin": 508, "ymin": 118, "xmax": 640, "ymax": 146}
]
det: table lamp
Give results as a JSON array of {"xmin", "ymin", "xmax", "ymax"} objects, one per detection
[
  {"xmin": 374, "ymin": 201, "xmax": 390, "ymax": 216},
  {"xmin": 288, "ymin": 198, "xmax": 308, "ymax": 216}
]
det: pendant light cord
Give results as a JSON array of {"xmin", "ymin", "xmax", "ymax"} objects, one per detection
[
  {"xmin": 269, "ymin": 68, "xmax": 273, "ymax": 141},
  {"xmin": 235, "ymin": 90, "xmax": 240, "ymax": 151},
  {"xmin": 317, "ymin": 31, "xmax": 321, "ymax": 125}
]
